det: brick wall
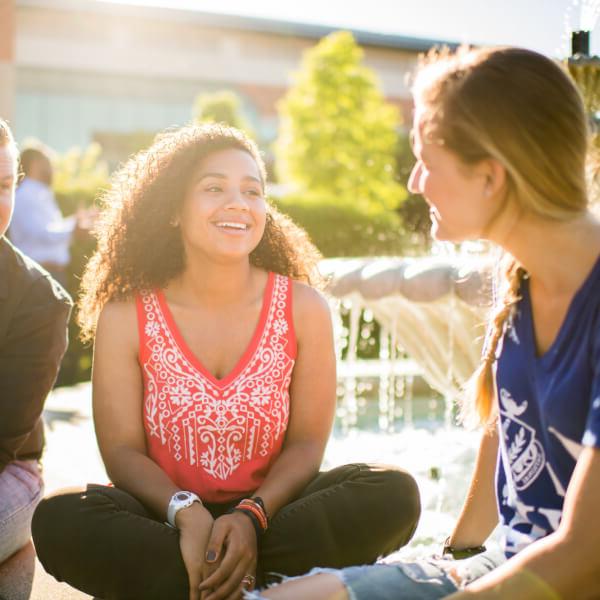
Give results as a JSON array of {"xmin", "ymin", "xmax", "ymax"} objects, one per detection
[
  {"xmin": 0, "ymin": 0, "xmax": 15, "ymax": 61},
  {"xmin": 0, "ymin": 0, "xmax": 16, "ymax": 121}
]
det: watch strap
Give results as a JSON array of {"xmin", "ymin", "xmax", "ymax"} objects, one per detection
[
  {"xmin": 166, "ymin": 491, "xmax": 202, "ymax": 528},
  {"xmin": 442, "ymin": 536, "xmax": 486, "ymax": 560}
]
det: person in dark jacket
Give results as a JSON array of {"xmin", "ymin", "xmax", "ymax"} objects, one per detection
[{"xmin": 0, "ymin": 118, "xmax": 72, "ymax": 563}]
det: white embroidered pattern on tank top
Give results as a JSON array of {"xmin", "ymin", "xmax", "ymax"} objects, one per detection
[{"xmin": 140, "ymin": 275, "xmax": 294, "ymax": 481}]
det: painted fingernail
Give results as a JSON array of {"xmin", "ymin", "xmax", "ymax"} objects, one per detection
[{"xmin": 205, "ymin": 550, "xmax": 216, "ymax": 562}]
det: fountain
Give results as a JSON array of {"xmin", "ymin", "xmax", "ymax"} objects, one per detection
[
  {"xmin": 564, "ymin": 2, "xmax": 600, "ymax": 109},
  {"xmin": 323, "ymin": 246, "xmax": 494, "ymax": 430},
  {"xmin": 321, "ymin": 249, "xmax": 493, "ymax": 554},
  {"xmin": 567, "ymin": 31, "xmax": 600, "ymax": 114},
  {"xmin": 566, "ymin": 5, "xmax": 600, "ymax": 212}
]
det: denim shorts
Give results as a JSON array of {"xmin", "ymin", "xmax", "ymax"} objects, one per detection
[{"xmin": 245, "ymin": 550, "xmax": 505, "ymax": 600}]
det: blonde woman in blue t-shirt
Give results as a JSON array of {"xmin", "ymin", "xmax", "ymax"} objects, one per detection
[{"xmin": 249, "ymin": 46, "xmax": 600, "ymax": 600}]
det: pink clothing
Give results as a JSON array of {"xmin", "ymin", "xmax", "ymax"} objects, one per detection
[
  {"xmin": 136, "ymin": 273, "xmax": 296, "ymax": 503},
  {"xmin": 0, "ymin": 460, "xmax": 43, "ymax": 562}
]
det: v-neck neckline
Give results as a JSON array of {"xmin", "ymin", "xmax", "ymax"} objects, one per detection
[
  {"xmin": 156, "ymin": 272, "xmax": 275, "ymax": 388},
  {"xmin": 523, "ymin": 254, "xmax": 600, "ymax": 366}
]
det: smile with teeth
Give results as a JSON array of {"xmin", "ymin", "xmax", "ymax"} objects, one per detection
[{"xmin": 215, "ymin": 221, "xmax": 249, "ymax": 231}]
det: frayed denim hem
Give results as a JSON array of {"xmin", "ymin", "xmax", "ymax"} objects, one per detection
[
  {"xmin": 243, "ymin": 567, "xmax": 351, "ymax": 599},
  {"xmin": 243, "ymin": 550, "xmax": 505, "ymax": 600}
]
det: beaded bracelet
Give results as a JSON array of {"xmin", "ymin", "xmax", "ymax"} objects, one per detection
[
  {"xmin": 237, "ymin": 498, "xmax": 268, "ymax": 530},
  {"xmin": 251, "ymin": 496, "xmax": 268, "ymax": 519},
  {"xmin": 231, "ymin": 506, "xmax": 263, "ymax": 539},
  {"xmin": 228, "ymin": 496, "xmax": 269, "ymax": 540}
]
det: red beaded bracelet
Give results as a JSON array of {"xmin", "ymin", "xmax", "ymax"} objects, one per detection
[
  {"xmin": 229, "ymin": 496, "xmax": 269, "ymax": 540},
  {"xmin": 236, "ymin": 498, "xmax": 268, "ymax": 531}
]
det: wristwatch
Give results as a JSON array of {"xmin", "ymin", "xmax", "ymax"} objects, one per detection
[
  {"xmin": 166, "ymin": 491, "xmax": 202, "ymax": 528},
  {"xmin": 442, "ymin": 536, "xmax": 486, "ymax": 560}
]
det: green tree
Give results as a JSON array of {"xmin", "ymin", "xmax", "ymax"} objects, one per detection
[
  {"xmin": 53, "ymin": 142, "xmax": 109, "ymax": 213},
  {"xmin": 192, "ymin": 89, "xmax": 252, "ymax": 134},
  {"xmin": 275, "ymin": 31, "xmax": 406, "ymax": 214},
  {"xmin": 51, "ymin": 143, "xmax": 109, "ymax": 385}
]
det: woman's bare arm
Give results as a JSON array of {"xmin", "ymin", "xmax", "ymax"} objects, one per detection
[
  {"xmin": 252, "ymin": 282, "xmax": 337, "ymax": 515},
  {"xmin": 93, "ymin": 301, "xmax": 215, "ymax": 600},
  {"xmin": 93, "ymin": 301, "xmax": 181, "ymax": 515},
  {"xmin": 448, "ymin": 446, "xmax": 600, "ymax": 599},
  {"xmin": 447, "ymin": 427, "xmax": 500, "ymax": 549}
]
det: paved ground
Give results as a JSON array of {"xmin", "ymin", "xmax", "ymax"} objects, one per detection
[
  {"xmin": 0, "ymin": 383, "xmax": 100, "ymax": 600},
  {"xmin": 0, "ymin": 382, "xmax": 481, "ymax": 599}
]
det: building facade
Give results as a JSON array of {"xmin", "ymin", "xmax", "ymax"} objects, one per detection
[{"xmin": 1, "ymin": 0, "xmax": 453, "ymax": 155}]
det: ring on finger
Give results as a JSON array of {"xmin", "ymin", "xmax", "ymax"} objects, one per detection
[{"xmin": 241, "ymin": 574, "xmax": 256, "ymax": 589}]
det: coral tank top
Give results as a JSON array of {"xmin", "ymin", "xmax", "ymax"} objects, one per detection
[{"xmin": 136, "ymin": 272, "xmax": 296, "ymax": 503}]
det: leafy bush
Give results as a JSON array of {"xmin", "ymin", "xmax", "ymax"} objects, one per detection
[
  {"xmin": 193, "ymin": 89, "xmax": 255, "ymax": 139},
  {"xmin": 273, "ymin": 193, "xmax": 409, "ymax": 257},
  {"xmin": 52, "ymin": 144, "xmax": 109, "ymax": 385},
  {"xmin": 53, "ymin": 143, "xmax": 109, "ymax": 214},
  {"xmin": 394, "ymin": 130, "xmax": 433, "ymax": 249}
]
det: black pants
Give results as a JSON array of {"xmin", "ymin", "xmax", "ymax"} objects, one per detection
[{"xmin": 32, "ymin": 463, "xmax": 420, "ymax": 600}]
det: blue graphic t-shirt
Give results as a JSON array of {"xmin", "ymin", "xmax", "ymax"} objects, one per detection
[{"xmin": 495, "ymin": 256, "xmax": 600, "ymax": 558}]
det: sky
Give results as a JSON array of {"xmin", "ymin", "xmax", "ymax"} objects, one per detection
[{"xmin": 104, "ymin": 0, "xmax": 600, "ymax": 58}]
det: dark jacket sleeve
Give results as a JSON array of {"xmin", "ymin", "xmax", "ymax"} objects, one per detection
[{"xmin": 0, "ymin": 274, "xmax": 72, "ymax": 472}]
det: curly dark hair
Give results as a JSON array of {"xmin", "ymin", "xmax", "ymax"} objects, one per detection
[{"xmin": 78, "ymin": 123, "xmax": 322, "ymax": 341}]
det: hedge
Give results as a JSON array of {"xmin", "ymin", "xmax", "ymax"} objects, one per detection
[{"xmin": 272, "ymin": 193, "xmax": 415, "ymax": 258}]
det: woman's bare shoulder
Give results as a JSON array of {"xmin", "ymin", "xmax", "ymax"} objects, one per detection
[
  {"xmin": 291, "ymin": 280, "xmax": 330, "ymax": 311},
  {"xmin": 291, "ymin": 280, "xmax": 332, "ymax": 336},
  {"xmin": 96, "ymin": 298, "xmax": 139, "ymax": 345}
]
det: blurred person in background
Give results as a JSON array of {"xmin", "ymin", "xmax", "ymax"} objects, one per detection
[
  {"xmin": 0, "ymin": 118, "xmax": 72, "ymax": 565},
  {"xmin": 9, "ymin": 145, "xmax": 95, "ymax": 286}
]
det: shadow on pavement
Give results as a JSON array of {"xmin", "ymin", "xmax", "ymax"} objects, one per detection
[
  {"xmin": 43, "ymin": 409, "xmax": 86, "ymax": 430},
  {"xmin": 0, "ymin": 542, "xmax": 34, "ymax": 600}
]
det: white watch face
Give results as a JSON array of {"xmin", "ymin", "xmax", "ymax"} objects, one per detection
[
  {"xmin": 174, "ymin": 492, "xmax": 192, "ymax": 503},
  {"xmin": 167, "ymin": 491, "xmax": 201, "ymax": 528}
]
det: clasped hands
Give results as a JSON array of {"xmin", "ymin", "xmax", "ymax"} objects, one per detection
[{"xmin": 178, "ymin": 504, "xmax": 258, "ymax": 600}]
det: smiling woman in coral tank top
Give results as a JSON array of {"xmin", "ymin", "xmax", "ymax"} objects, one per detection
[{"xmin": 31, "ymin": 124, "xmax": 420, "ymax": 600}]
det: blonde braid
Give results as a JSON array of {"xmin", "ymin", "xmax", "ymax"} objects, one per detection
[{"xmin": 469, "ymin": 255, "xmax": 524, "ymax": 426}]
